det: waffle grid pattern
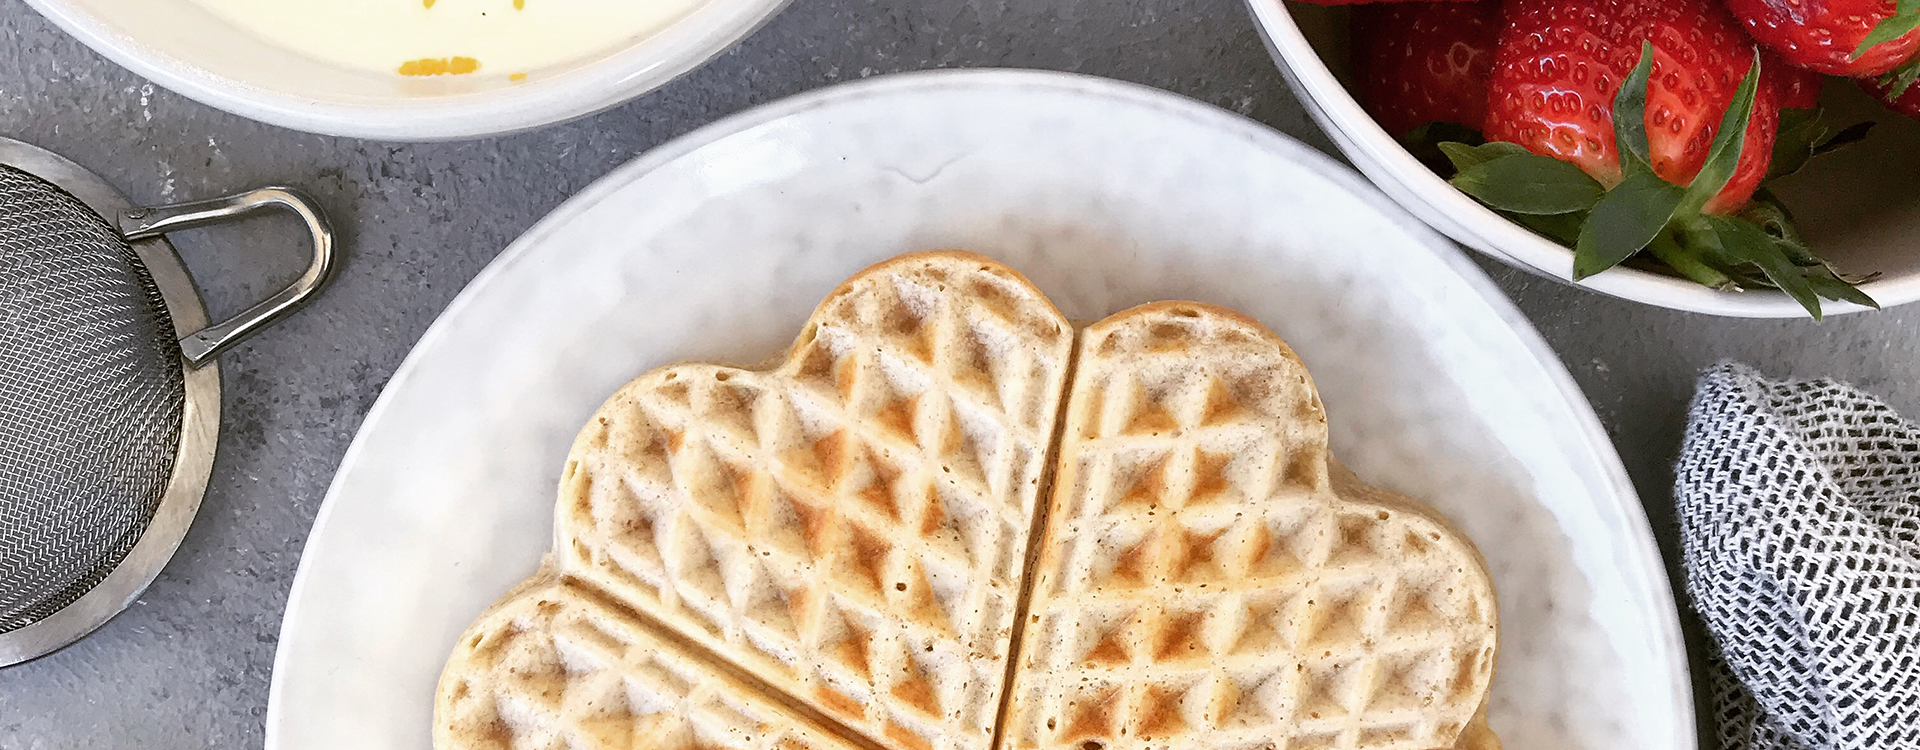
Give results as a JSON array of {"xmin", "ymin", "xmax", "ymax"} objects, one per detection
[
  {"xmin": 554, "ymin": 257, "xmax": 1074, "ymax": 750},
  {"xmin": 436, "ymin": 258, "xmax": 1499, "ymax": 750},
  {"xmin": 1007, "ymin": 307, "xmax": 1496, "ymax": 750},
  {"xmin": 437, "ymin": 585, "xmax": 865, "ymax": 750}
]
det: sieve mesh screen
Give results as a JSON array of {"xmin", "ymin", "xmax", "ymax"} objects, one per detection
[{"xmin": 0, "ymin": 164, "xmax": 184, "ymax": 634}]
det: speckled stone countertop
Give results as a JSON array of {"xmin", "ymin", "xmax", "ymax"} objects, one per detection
[{"xmin": 3, "ymin": 0, "xmax": 1918, "ymax": 747}]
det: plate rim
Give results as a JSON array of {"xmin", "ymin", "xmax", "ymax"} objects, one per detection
[
  {"xmin": 265, "ymin": 67, "xmax": 1695, "ymax": 748},
  {"xmin": 19, "ymin": 0, "xmax": 796, "ymax": 141}
]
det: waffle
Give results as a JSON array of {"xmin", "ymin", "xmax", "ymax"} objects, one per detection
[
  {"xmin": 436, "ymin": 575, "xmax": 868, "ymax": 750},
  {"xmin": 542, "ymin": 252, "xmax": 1075, "ymax": 750},
  {"xmin": 1004, "ymin": 302, "xmax": 1499, "ymax": 750},
  {"xmin": 1454, "ymin": 710, "xmax": 1500, "ymax": 750},
  {"xmin": 435, "ymin": 256, "xmax": 1501, "ymax": 750}
]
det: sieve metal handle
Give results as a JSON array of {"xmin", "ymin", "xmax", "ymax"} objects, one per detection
[{"xmin": 120, "ymin": 187, "xmax": 338, "ymax": 366}]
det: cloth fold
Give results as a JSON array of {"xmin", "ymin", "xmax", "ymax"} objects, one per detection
[{"xmin": 1676, "ymin": 363, "xmax": 1920, "ymax": 750}]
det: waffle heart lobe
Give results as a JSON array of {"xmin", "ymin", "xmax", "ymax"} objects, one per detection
[
  {"xmin": 545, "ymin": 252, "xmax": 1076, "ymax": 750},
  {"xmin": 1005, "ymin": 302, "xmax": 1499, "ymax": 750}
]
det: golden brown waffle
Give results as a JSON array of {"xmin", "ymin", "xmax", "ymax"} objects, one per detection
[
  {"xmin": 546, "ymin": 252, "xmax": 1076, "ymax": 750},
  {"xmin": 1453, "ymin": 710, "xmax": 1500, "ymax": 750},
  {"xmin": 436, "ymin": 576, "xmax": 867, "ymax": 750},
  {"xmin": 1004, "ymin": 302, "xmax": 1499, "ymax": 750},
  {"xmin": 435, "ymin": 255, "xmax": 1501, "ymax": 750}
]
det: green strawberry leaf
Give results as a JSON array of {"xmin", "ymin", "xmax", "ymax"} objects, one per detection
[
  {"xmin": 1504, "ymin": 209, "xmax": 1587, "ymax": 245},
  {"xmin": 1645, "ymin": 232, "xmax": 1734, "ymax": 289},
  {"xmin": 1675, "ymin": 219, "xmax": 1772, "ymax": 289},
  {"xmin": 1401, "ymin": 123, "xmax": 1486, "ymax": 176},
  {"xmin": 1613, "ymin": 42, "xmax": 1657, "ymax": 177},
  {"xmin": 1439, "ymin": 141, "xmax": 1532, "ymax": 172},
  {"xmin": 1777, "ymin": 108, "xmax": 1820, "ymax": 133},
  {"xmin": 1573, "ymin": 169, "xmax": 1686, "ymax": 279},
  {"xmin": 1738, "ymin": 191, "xmax": 1813, "ymax": 258},
  {"xmin": 1679, "ymin": 54, "xmax": 1761, "ymax": 216},
  {"xmin": 1855, "ymin": 10, "xmax": 1920, "ymax": 61},
  {"xmin": 1807, "ymin": 274, "xmax": 1881, "ymax": 309},
  {"xmin": 1768, "ymin": 109, "xmax": 1825, "ymax": 180},
  {"xmin": 1702, "ymin": 215, "xmax": 1825, "ymax": 318},
  {"xmin": 1709, "ymin": 197, "xmax": 1877, "ymax": 313},
  {"xmin": 1767, "ymin": 112, "xmax": 1871, "ymax": 181},
  {"xmin": 1451, "ymin": 155, "xmax": 1606, "ymax": 214},
  {"xmin": 1814, "ymin": 122, "xmax": 1875, "ymax": 156},
  {"xmin": 1881, "ymin": 54, "xmax": 1920, "ymax": 98}
]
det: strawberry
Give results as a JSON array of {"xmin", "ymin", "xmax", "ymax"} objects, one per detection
[
  {"xmin": 1863, "ymin": 74, "xmax": 1920, "ymax": 116},
  {"xmin": 1767, "ymin": 65, "xmax": 1873, "ymax": 178},
  {"xmin": 1350, "ymin": 0, "xmax": 1501, "ymax": 135},
  {"xmin": 1436, "ymin": 0, "xmax": 1874, "ymax": 317},
  {"xmin": 1724, "ymin": 0, "xmax": 1920, "ymax": 77},
  {"xmin": 1295, "ymin": 0, "xmax": 1478, "ymax": 5},
  {"xmin": 1485, "ymin": 0, "xmax": 1780, "ymax": 215},
  {"xmin": 1772, "ymin": 55, "xmax": 1828, "ymax": 109}
]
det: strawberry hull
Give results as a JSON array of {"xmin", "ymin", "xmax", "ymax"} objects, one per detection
[
  {"xmin": 1486, "ymin": 0, "xmax": 1780, "ymax": 214},
  {"xmin": 1250, "ymin": 0, "xmax": 1893, "ymax": 316}
]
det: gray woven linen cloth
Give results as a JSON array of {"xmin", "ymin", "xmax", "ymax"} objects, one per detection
[{"xmin": 1676, "ymin": 363, "xmax": 1920, "ymax": 750}]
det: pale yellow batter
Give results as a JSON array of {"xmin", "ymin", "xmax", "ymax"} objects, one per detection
[{"xmin": 190, "ymin": 0, "xmax": 707, "ymax": 77}]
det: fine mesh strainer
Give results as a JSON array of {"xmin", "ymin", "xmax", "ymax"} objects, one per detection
[{"xmin": 0, "ymin": 137, "xmax": 336, "ymax": 665}]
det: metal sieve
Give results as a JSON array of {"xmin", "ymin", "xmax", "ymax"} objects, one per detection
[{"xmin": 0, "ymin": 137, "xmax": 336, "ymax": 665}]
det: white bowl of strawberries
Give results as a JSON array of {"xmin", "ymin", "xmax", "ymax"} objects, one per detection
[{"xmin": 1250, "ymin": 0, "xmax": 1920, "ymax": 317}]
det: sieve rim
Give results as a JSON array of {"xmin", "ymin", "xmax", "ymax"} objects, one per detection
[{"xmin": 0, "ymin": 137, "xmax": 222, "ymax": 666}]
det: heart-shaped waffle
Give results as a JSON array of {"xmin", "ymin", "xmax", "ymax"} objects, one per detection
[
  {"xmin": 437, "ymin": 576, "xmax": 871, "ymax": 750},
  {"xmin": 436, "ymin": 254, "xmax": 1499, "ymax": 750},
  {"xmin": 1003, "ymin": 302, "xmax": 1498, "ymax": 750},
  {"xmin": 459, "ymin": 252, "xmax": 1077, "ymax": 750}
]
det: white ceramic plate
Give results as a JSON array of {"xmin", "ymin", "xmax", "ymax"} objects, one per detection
[
  {"xmin": 23, "ymin": 0, "xmax": 791, "ymax": 140},
  {"xmin": 267, "ymin": 70, "xmax": 1692, "ymax": 750}
]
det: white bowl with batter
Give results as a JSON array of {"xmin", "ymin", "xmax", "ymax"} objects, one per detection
[{"xmin": 23, "ymin": 0, "xmax": 794, "ymax": 141}]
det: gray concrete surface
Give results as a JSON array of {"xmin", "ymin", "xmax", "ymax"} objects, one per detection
[{"xmin": 2, "ymin": 0, "xmax": 1916, "ymax": 746}]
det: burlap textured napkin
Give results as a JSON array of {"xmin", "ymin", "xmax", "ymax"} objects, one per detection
[{"xmin": 1676, "ymin": 363, "xmax": 1920, "ymax": 750}]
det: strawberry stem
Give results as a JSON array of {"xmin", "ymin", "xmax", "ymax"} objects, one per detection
[{"xmin": 1645, "ymin": 232, "xmax": 1732, "ymax": 289}]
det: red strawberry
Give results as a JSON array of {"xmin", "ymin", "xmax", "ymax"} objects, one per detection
[
  {"xmin": 1772, "ymin": 55, "xmax": 1828, "ymax": 109},
  {"xmin": 1768, "ymin": 68, "xmax": 1869, "ymax": 179},
  {"xmin": 1486, "ymin": 0, "xmax": 1781, "ymax": 215},
  {"xmin": 1296, "ymin": 0, "xmax": 1478, "ymax": 5},
  {"xmin": 1724, "ymin": 0, "xmax": 1920, "ymax": 77},
  {"xmin": 1862, "ymin": 74, "xmax": 1920, "ymax": 115},
  {"xmin": 1438, "ymin": 0, "xmax": 1869, "ymax": 315},
  {"xmin": 1351, "ymin": 0, "xmax": 1501, "ymax": 134}
]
